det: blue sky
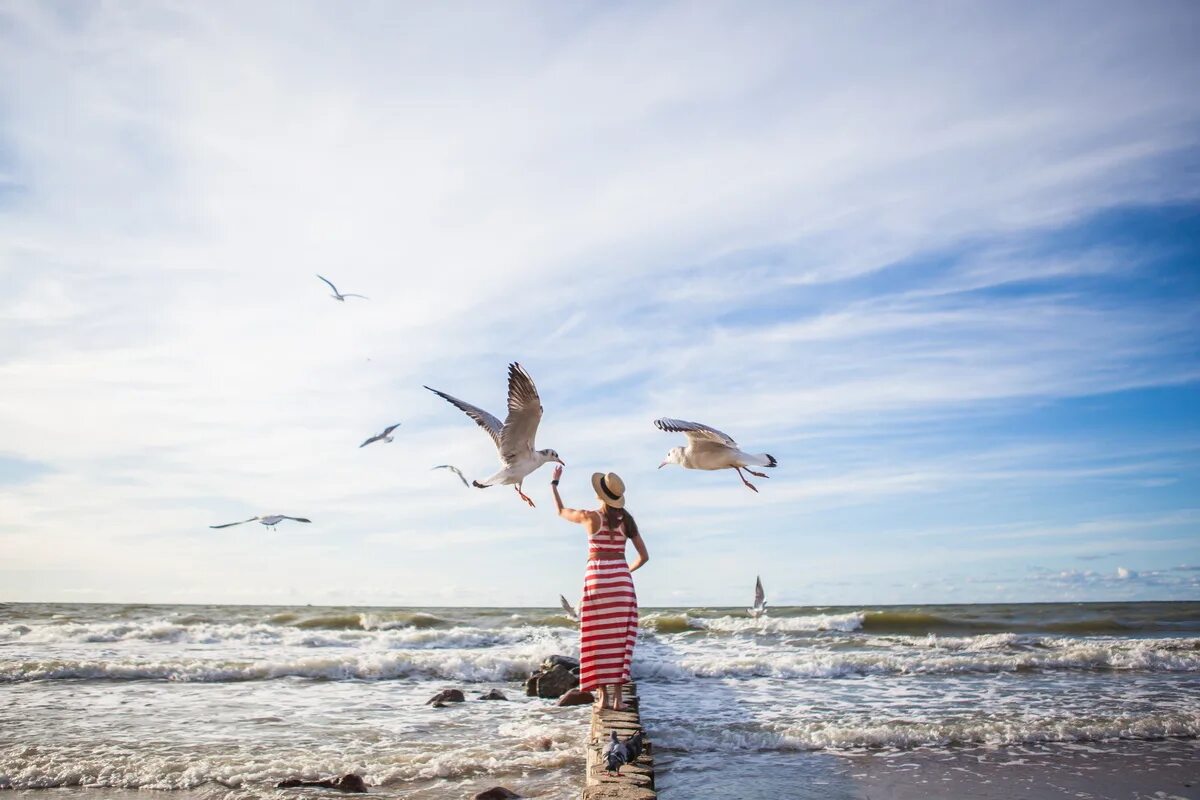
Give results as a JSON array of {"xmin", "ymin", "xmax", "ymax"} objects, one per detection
[{"xmin": 1, "ymin": 1, "xmax": 1198, "ymax": 606}]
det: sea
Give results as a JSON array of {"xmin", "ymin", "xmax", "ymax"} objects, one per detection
[{"xmin": 2, "ymin": 602, "xmax": 1198, "ymax": 799}]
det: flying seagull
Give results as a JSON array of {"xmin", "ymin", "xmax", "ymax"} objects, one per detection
[
  {"xmin": 749, "ymin": 575, "xmax": 768, "ymax": 619},
  {"xmin": 654, "ymin": 418, "xmax": 777, "ymax": 492},
  {"xmin": 559, "ymin": 594, "xmax": 578, "ymax": 621},
  {"xmin": 433, "ymin": 464, "xmax": 471, "ymax": 488},
  {"xmin": 425, "ymin": 363, "xmax": 563, "ymax": 507},
  {"xmin": 360, "ymin": 423, "xmax": 401, "ymax": 448},
  {"xmin": 316, "ymin": 274, "xmax": 368, "ymax": 302},
  {"xmin": 209, "ymin": 515, "xmax": 311, "ymax": 530}
]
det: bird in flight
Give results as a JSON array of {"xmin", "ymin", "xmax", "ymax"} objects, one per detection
[
  {"xmin": 425, "ymin": 362, "xmax": 563, "ymax": 507},
  {"xmin": 432, "ymin": 464, "xmax": 471, "ymax": 488},
  {"xmin": 749, "ymin": 575, "xmax": 768, "ymax": 619},
  {"xmin": 559, "ymin": 594, "xmax": 578, "ymax": 621},
  {"xmin": 316, "ymin": 274, "xmax": 368, "ymax": 302},
  {"xmin": 360, "ymin": 423, "xmax": 401, "ymax": 448},
  {"xmin": 654, "ymin": 418, "xmax": 777, "ymax": 492},
  {"xmin": 209, "ymin": 515, "xmax": 311, "ymax": 530}
]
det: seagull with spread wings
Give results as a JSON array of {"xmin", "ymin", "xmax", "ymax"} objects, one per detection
[
  {"xmin": 360, "ymin": 423, "xmax": 401, "ymax": 448},
  {"xmin": 316, "ymin": 274, "xmax": 368, "ymax": 302},
  {"xmin": 749, "ymin": 575, "xmax": 768, "ymax": 619},
  {"xmin": 425, "ymin": 363, "xmax": 563, "ymax": 507},
  {"xmin": 560, "ymin": 594, "xmax": 578, "ymax": 621},
  {"xmin": 209, "ymin": 515, "xmax": 311, "ymax": 530},
  {"xmin": 654, "ymin": 418, "xmax": 777, "ymax": 492},
  {"xmin": 432, "ymin": 464, "xmax": 471, "ymax": 488}
]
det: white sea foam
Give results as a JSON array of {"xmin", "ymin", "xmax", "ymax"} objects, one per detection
[{"xmin": 634, "ymin": 637, "xmax": 1200, "ymax": 680}]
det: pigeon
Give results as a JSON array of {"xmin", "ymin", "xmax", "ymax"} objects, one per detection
[
  {"xmin": 654, "ymin": 418, "xmax": 777, "ymax": 492},
  {"xmin": 425, "ymin": 363, "xmax": 563, "ymax": 507},
  {"xmin": 749, "ymin": 575, "xmax": 768, "ymax": 619},
  {"xmin": 432, "ymin": 464, "xmax": 471, "ymax": 488},
  {"xmin": 602, "ymin": 730, "xmax": 645, "ymax": 775},
  {"xmin": 209, "ymin": 515, "xmax": 311, "ymax": 530},
  {"xmin": 560, "ymin": 594, "xmax": 578, "ymax": 621},
  {"xmin": 602, "ymin": 731, "xmax": 626, "ymax": 774},
  {"xmin": 316, "ymin": 274, "xmax": 368, "ymax": 302},
  {"xmin": 359, "ymin": 423, "xmax": 401, "ymax": 448}
]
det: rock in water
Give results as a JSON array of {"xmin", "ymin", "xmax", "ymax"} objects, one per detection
[
  {"xmin": 543, "ymin": 654, "xmax": 580, "ymax": 672},
  {"xmin": 478, "ymin": 688, "xmax": 508, "ymax": 701},
  {"xmin": 474, "ymin": 788, "xmax": 521, "ymax": 800},
  {"xmin": 525, "ymin": 656, "xmax": 581, "ymax": 698},
  {"xmin": 425, "ymin": 688, "xmax": 466, "ymax": 705},
  {"xmin": 276, "ymin": 774, "xmax": 367, "ymax": 793},
  {"xmin": 556, "ymin": 689, "xmax": 595, "ymax": 706}
]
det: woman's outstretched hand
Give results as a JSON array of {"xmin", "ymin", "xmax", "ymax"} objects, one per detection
[{"xmin": 552, "ymin": 464, "xmax": 564, "ymax": 483}]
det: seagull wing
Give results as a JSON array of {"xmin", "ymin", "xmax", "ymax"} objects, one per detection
[
  {"xmin": 316, "ymin": 274, "xmax": 340, "ymax": 294},
  {"xmin": 433, "ymin": 464, "xmax": 471, "ymax": 487},
  {"xmin": 382, "ymin": 423, "xmax": 401, "ymax": 436},
  {"xmin": 754, "ymin": 576, "xmax": 765, "ymax": 608},
  {"xmin": 359, "ymin": 434, "xmax": 382, "ymax": 448},
  {"xmin": 560, "ymin": 594, "xmax": 577, "ymax": 619},
  {"xmin": 209, "ymin": 517, "xmax": 259, "ymax": 529},
  {"xmin": 425, "ymin": 387, "xmax": 503, "ymax": 450},
  {"xmin": 279, "ymin": 516, "xmax": 311, "ymax": 523},
  {"xmin": 499, "ymin": 362, "xmax": 543, "ymax": 465},
  {"xmin": 654, "ymin": 418, "xmax": 738, "ymax": 447}
]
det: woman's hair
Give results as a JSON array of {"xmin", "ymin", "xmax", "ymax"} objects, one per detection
[{"xmin": 602, "ymin": 505, "xmax": 639, "ymax": 538}]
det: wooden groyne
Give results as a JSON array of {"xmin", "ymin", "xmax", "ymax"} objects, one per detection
[{"xmin": 583, "ymin": 683, "xmax": 656, "ymax": 800}]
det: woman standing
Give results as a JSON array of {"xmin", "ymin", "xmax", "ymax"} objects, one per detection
[{"xmin": 551, "ymin": 465, "xmax": 649, "ymax": 710}]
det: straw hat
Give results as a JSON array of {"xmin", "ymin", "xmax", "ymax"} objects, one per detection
[{"xmin": 591, "ymin": 471, "xmax": 626, "ymax": 509}]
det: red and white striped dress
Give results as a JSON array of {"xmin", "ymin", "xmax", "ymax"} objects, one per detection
[{"xmin": 578, "ymin": 513, "xmax": 638, "ymax": 692}]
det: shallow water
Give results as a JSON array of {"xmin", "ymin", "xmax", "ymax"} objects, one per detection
[{"xmin": 2, "ymin": 602, "xmax": 1197, "ymax": 798}]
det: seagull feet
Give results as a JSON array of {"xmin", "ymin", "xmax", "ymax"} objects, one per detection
[
  {"xmin": 515, "ymin": 486, "xmax": 536, "ymax": 508},
  {"xmin": 745, "ymin": 468, "xmax": 770, "ymax": 479},
  {"xmin": 736, "ymin": 468, "xmax": 760, "ymax": 493}
]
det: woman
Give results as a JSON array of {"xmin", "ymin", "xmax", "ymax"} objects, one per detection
[{"xmin": 551, "ymin": 465, "xmax": 649, "ymax": 711}]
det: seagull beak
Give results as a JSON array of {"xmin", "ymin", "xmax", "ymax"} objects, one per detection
[
  {"xmin": 556, "ymin": 458, "xmax": 566, "ymax": 465},
  {"xmin": 657, "ymin": 461, "xmax": 667, "ymax": 469}
]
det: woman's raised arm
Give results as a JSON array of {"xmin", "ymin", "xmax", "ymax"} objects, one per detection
[{"xmin": 551, "ymin": 464, "xmax": 590, "ymax": 524}]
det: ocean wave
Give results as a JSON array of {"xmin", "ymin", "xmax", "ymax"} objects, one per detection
[
  {"xmin": 660, "ymin": 711, "xmax": 1200, "ymax": 752},
  {"xmin": 635, "ymin": 637, "xmax": 1200, "ymax": 680},
  {"xmin": 641, "ymin": 611, "xmax": 865, "ymax": 634},
  {"xmin": 0, "ymin": 620, "xmax": 569, "ymax": 651},
  {"xmin": 0, "ymin": 646, "xmax": 564, "ymax": 683}
]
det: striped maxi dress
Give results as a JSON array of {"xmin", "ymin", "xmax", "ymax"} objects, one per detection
[{"xmin": 578, "ymin": 513, "xmax": 639, "ymax": 692}]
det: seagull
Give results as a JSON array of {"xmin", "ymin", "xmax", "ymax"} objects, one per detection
[
  {"xmin": 425, "ymin": 363, "xmax": 563, "ymax": 508},
  {"xmin": 654, "ymin": 418, "xmax": 777, "ymax": 492},
  {"xmin": 749, "ymin": 575, "xmax": 768, "ymax": 619},
  {"xmin": 209, "ymin": 515, "xmax": 311, "ymax": 530},
  {"xmin": 433, "ymin": 464, "xmax": 471, "ymax": 488},
  {"xmin": 559, "ymin": 595, "xmax": 578, "ymax": 621},
  {"xmin": 359, "ymin": 423, "xmax": 401, "ymax": 448},
  {"xmin": 316, "ymin": 274, "xmax": 368, "ymax": 302}
]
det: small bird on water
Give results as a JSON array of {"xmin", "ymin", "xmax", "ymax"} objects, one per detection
[
  {"xmin": 209, "ymin": 515, "xmax": 311, "ymax": 530},
  {"xmin": 654, "ymin": 417, "xmax": 777, "ymax": 492},
  {"xmin": 425, "ymin": 363, "xmax": 564, "ymax": 507},
  {"xmin": 359, "ymin": 423, "xmax": 401, "ymax": 448},
  {"xmin": 749, "ymin": 575, "xmax": 768, "ymax": 619},
  {"xmin": 316, "ymin": 274, "xmax": 368, "ymax": 302}
]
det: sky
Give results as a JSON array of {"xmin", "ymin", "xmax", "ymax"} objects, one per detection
[{"xmin": 1, "ymin": 1, "xmax": 1198, "ymax": 607}]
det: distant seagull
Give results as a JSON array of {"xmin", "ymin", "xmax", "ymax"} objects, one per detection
[
  {"xmin": 360, "ymin": 423, "xmax": 401, "ymax": 448},
  {"xmin": 654, "ymin": 418, "xmax": 777, "ymax": 492},
  {"xmin": 433, "ymin": 464, "xmax": 471, "ymax": 488},
  {"xmin": 425, "ymin": 363, "xmax": 563, "ymax": 508},
  {"xmin": 316, "ymin": 274, "xmax": 368, "ymax": 302},
  {"xmin": 560, "ymin": 595, "xmax": 578, "ymax": 621},
  {"xmin": 749, "ymin": 575, "xmax": 768, "ymax": 619},
  {"xmin": 209, "ymin": 515, "xmax": 311, "ymax": 530}
]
